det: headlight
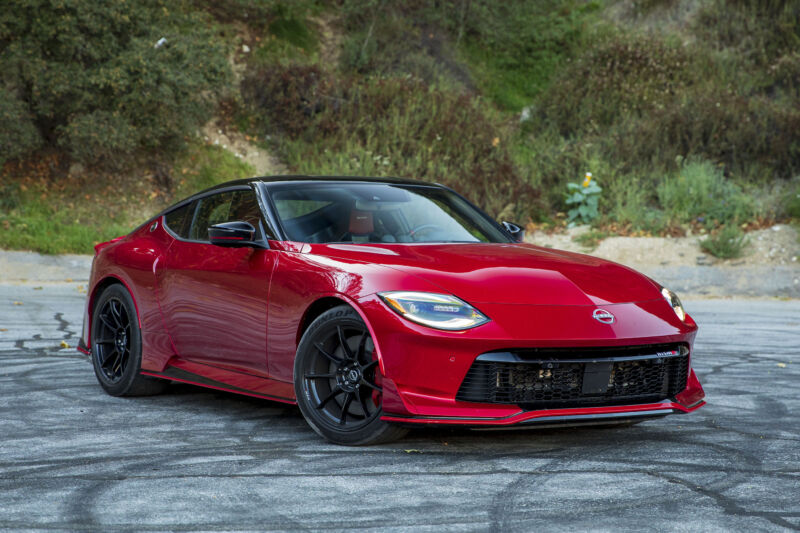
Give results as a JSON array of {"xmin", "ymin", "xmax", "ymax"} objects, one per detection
[
  {"xmin": 378, "ymin": 291, "xmax": 490, "ymax": 330},
  {"xmin": 661, "ymin": 287, "xmax": 686, "ymax": 321}
]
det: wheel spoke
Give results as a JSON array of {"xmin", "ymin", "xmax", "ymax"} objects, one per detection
[
  {"xmin": 360, "ymin": 380, "xmax": 382, "ymax": 393},
  {"xmin": 339, "ymin": 393, "xmax": 353, "ymax": 425},
  {"xmin": 315, "ymin": 342, "xmax": 342, "ymax": 364},
  {"xmin": 112, "ymin": 351, "xmax": 124, "ymax": 374},
  {"xmin": 98, "ymin": 313, "xmax": 116, "ymax": 333},
  {"xmin": 358, "ymin": 393, "xmax": 372, "ymax": 418},
  {"xmin": 362, "ymin": 359, "xmax": 379, "ymax": 371},
  {"xmin": 337, "ymin": 326, "xmax": 355, "ymax": 360},
  {"xmin": 316, "ymin": 386, "xmax": 343, "ymax": 409},
  {"xmin": 304, "ymin": 373, "xmax": 335, "ymax": 380},
  {"xmin": 100, "ymin": 348, "xmax": 118, "ymax": 370},
  {"xmin": 109, "ymin": 301, "xmax": 123, "ymax": 329},
  {"xmin": 94, "ymin": 337, "xmax": 114, "ymax": 345}
]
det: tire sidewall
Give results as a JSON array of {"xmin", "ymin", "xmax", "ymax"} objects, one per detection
[{"xmin": 91, "ymin": 284, "xmax": 144, "ymax": 396}]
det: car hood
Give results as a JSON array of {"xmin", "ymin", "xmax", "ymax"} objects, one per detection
[{"xmin": 306, "ymin": 242, "xmax": 662, "ymax": 306}]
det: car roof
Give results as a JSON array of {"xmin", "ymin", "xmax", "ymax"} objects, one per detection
[
  {"xmin": 142, "ymin": 176, "xmax": 444, "ymax": 230},
  {"xmin": 200, "ymin": 175, "xmax": 439, "ymax": 193}
]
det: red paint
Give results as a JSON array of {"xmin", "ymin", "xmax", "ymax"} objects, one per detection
[
  {"xmin": 94, "ymin": 235, "xmax": 124, "ymax": 255},
  {"xmin": 80, "ymin": 180, "xmax": 705, "ymax": 429}
]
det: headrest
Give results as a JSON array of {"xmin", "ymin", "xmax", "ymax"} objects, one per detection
[{"xmin": 349, "ymin": 209, "xmax": 374, "ymax": 235}]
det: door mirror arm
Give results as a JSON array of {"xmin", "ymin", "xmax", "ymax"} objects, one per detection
[{"xmin": 501, "ymin": 221, "xmax": 525, "ymax": 243}]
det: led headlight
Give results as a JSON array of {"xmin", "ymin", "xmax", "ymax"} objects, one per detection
[
  {"xmin": 378, "ymin": 291, "xmax": 490, "ymax": 330},
  {"xmin": 661, "ymin": 287, "xmax": 686, "ymax": 321}
]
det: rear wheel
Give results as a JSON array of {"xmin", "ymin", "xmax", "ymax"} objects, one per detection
[
  {"xmin": 294, "ymin": 305, "xmax": 408, "ymax": 445},
  {"xmin": 91, "ymin": 284, "xmax": 167, "ymax": 396}
]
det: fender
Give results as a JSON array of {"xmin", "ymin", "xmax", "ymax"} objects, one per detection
[
  {"xmin": 300, "ymin": 292, "xmax": 388, "ymax": 376},
  {"xmin": 87, "ymin": 273, "xmax": 143, "ymax": 343}
]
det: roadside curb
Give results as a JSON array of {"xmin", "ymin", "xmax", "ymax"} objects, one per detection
[
  {"xmin": 0, "ymin": 250, "xmax": 797, "ymax": 298},
  {"xmin": 638, "ymin": 265, "xmax": 800, "ymax": 299},
  {"xmin": 0, "ymin": 251, "xmax": 92, "ymax": 283}
]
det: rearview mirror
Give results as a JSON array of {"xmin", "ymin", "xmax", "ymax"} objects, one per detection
[
  {"xmin": 501, "ymin": 221, "xmax": 525, "ymax": 243},
  {"xmin": 208, "ymin": 221, "xmax": 261, "ymax": 248}
]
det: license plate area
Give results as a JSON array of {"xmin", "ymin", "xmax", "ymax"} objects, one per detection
[{"xmin": 581, "ymin": 362, "xmax": 614, "ymax": 394}]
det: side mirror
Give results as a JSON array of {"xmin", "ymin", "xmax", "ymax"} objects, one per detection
[
  {"xmin": 208, "ymin": 221, "xmax": 260, "ymax": 247},
  {"xmin": 501, "ymin": 221, "xmax": 525, "ymax": 243}
]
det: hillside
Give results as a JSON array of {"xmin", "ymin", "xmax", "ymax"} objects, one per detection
[{"xmin": 1, "ymin": 0, "xmax": 798, "ymax": 254}]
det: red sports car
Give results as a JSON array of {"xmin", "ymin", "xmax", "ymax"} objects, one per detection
[{"xmin": 79, "ymin": 177, "xmax": 705, "ymax": 445}]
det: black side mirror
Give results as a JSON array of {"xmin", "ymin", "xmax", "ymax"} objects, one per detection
[
  {"xmin": 208, "ymin": 221, "xmax": 261, "ymax": 247},
  {"xmin": 501, "ymin": 221, "xmax": 525, "ymax": 242}
]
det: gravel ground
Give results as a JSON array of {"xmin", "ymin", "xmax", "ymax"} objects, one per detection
[
  {"xmin": 528, "ymin": 224, "xmax": 800, "ymax": 298},
  {"xmin": 0, "ymin": 282, "xmax": 798, "ymax": 532}
]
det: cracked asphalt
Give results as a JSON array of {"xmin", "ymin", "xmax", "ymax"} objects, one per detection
[{"xmin": 1, "ymin": 282, "xmax": 798, "ymax": 532}]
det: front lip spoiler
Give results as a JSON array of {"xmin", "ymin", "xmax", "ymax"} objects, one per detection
[
  {"xmin": 381, "ymin": 401, "xmax": 704, "ymax": 427},
  {"xmin": 474, "ymin": 409, "xmax": 675, "ymax": 430}
]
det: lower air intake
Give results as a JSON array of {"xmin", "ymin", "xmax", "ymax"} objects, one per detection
[{"xmin": 456, "ymin": 344, "xmax": 690, "ymax": 409}]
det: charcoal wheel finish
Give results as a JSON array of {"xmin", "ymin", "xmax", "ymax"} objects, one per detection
[
  {"xmin": 294, "ymin": 305, "xmax": 408, "ymax": 445},
  {"xmin": 90, "ymin": 284, "xmax": 166, "ymax": 396}
]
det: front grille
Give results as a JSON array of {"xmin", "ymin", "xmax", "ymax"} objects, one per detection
[{"xmin": 456, "ymin": 344, "xmax": 689, "ymax": 409}]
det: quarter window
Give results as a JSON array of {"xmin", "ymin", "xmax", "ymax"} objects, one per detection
[{"xmin": 163, "ymin": 202, "xmax": 193, "ymax": 238}]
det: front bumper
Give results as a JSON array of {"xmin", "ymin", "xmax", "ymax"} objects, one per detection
[{"xmin": 358, "ymin": 295, "xmax": 706, "ymax": 427}]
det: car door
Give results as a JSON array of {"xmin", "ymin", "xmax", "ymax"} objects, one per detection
[{"xmin": 158, "ymin": 187, "xmax": 277, "ymax": 375}]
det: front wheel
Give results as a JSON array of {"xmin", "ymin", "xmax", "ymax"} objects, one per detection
[
  {"xmin": 90, "ymin": 284, "xmax": 167, "ymax": 397},
  {"xmin": 294, "ymin": 305, "xmax": 408, "ymax": 445}
]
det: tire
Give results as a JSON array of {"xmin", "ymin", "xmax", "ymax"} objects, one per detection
[
  {"xmin": 90, "ymin": 284, "xmax": 167, "ymax": 397},
  {"xmin": 294, "ymin": 305, "xmax": 408, "ymax": 445}
]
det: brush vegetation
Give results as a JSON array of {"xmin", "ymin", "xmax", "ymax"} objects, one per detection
[{"xmin": 1, "ymin": 0, "xmax": 798, "ymax": 254}]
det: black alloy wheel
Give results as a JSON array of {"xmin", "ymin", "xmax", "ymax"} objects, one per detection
[
  {"xmin": 294, "ymin": 305, "xmax": 408, "ymax": 445},
  {"xmin": 94, "ymin": 296, "xmax": 131, "ymax": 383},
  {"xmin": 90, "ymin": 284, "xmax": 167, "ymax": 397}
]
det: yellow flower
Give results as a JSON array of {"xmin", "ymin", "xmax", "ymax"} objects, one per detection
[
  {"xmin": 582, "ymin": 172, "xmax": 592, "ymax": 187},
  {"xmin": 491, "ymin": 137, "xmax": 500, "ymax": 148}
]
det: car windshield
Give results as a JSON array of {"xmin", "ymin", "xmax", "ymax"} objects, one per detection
[{"xmin": 267, "ymin": 182, "xmax": 510, "ymax": 244}]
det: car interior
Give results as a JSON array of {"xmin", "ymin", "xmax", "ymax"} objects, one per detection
[{"xmin": 271, "ymin": 184, "xmax": 492, "ymax": 244}]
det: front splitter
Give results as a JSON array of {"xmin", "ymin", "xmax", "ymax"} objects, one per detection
[{"xmin": 381, "ymin": 400, "xmax": 705, "ymax": 427}]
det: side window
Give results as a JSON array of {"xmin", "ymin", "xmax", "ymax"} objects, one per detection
[
  {"xmin": 189, "ymin": 191, "xmax": 235, "ymax": 241},
  {"xmin": 163, "ymin": 202, "xmax": 193, "ymax": 239},
  {"xmin": 187, "ymin": 189, "xmax": 267, "ymax": 242}
]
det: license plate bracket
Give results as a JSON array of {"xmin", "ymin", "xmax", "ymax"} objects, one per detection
[{"xmin": 582, "ymin": 362, "xmax": 614, "ymax": 394}]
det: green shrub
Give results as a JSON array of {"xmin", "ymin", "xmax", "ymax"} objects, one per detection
[
  {"xmin": 566, "ymin": 173, "xmax": 602, "ymax": 226},
  {"xmin": 693, "ymin": 0, "xmax": 800, "ymax": 67},
  {"xmin": 572, "ymin": 229, "xmax": 608, "ymax": 249},
  {"xmin": 786, "ymin": 180, "xmax": 800, "ymax": 219},
  {"xmin": 700, "ymin": 225, "xmax": 749, "ymax": 259},
  {"xmin": 172, "ymin": 143, "xmax": 255, "ymax": 198},
  {"xmin": 657, "ymin": 160, "xmax": 754, "ymax": 227},
  {"xmin": 604, "ymin": 175, "xmax": 668, "ymax": 233},
  {"xmin": 243, "ymin": 66, "xmax": 541, "ymax": 220},
  {"xmin": 0, "ymin": 0, "xmax": 230, "ymax": 167},
  {"xmin": 192, "ymin": 0, "xmax": 279, "ymax": 27},
  {"xmin": 0, "ymin": 91, "xmax": 42, "ymax": 166},
  {"xmin": 337, "ymin": 0, "xmax": 594, "ymax": 109},
  {"xmin": 537, "ymin": 34, "xmax": 692, "ymax": 134}
]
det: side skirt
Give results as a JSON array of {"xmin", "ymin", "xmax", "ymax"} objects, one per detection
[{"xmin": 142, "ymin": 364, "xmax": 296, "ymax": 405}]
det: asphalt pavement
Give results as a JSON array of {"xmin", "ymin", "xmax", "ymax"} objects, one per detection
[{"xmin": 1, "ymin": 282, "xmax": 798, "ymax": 532}]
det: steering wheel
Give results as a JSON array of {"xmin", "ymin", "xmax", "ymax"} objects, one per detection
[{"xmin": 408, "ymin": 224, "xmax": 444, "ymax": 241}]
